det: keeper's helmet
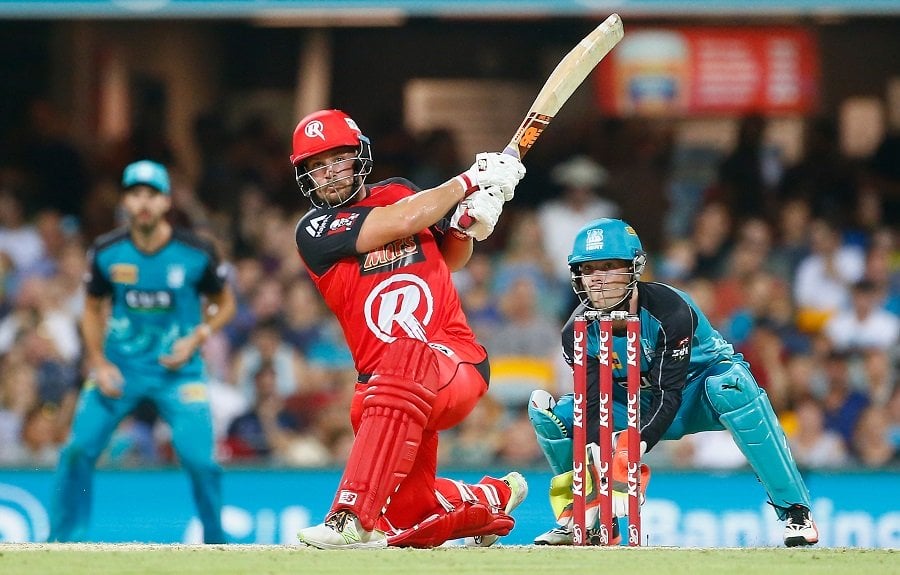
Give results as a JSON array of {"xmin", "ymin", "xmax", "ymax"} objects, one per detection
[
  {"xmin": 568, "ymin": 218, "xmax": 646, "ymax": 311},
  {"xmin": 290, "ymin": 109, "xmax": 373, "ymax": 208}
]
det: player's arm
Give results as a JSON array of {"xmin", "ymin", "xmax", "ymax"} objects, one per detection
[
  {"xmin": 355, "ymin": 153, "xmax": 524, "ymax": 254},
  {"xmin": 81, "ymin": 247, "xmax": 124, "ymax": 398},
  {"xmin": 639, "ymin": 299, "xmax": 696, "ymax": 451},
  {"xmin": 81, "ymin": 294, "xmax": 124, "ymax": 398},
  {"xmin": 437, "ymin": 226, "xmax": 474, "ymax": 272},
  {"xmin": 198, "ymin": 284, "xmax": 236, "ymax": 342},
  {"xmin": 160, "ymin": 244, "xmax": 236, "ymax": 370}
]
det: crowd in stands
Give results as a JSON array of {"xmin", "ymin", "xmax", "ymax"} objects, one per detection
[{"xmin": 0, "ymin": 102, "xmax": 897, "ymax": 472}]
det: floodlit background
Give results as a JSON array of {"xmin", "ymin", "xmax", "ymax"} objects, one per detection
[{"xmin": 0, "ymin": 0, "xmax": 897, "ymax": 546}]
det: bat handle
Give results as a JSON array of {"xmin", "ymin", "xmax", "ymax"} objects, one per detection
[
  {"xmin": 456, "ymin": 213, "xmax": 475, "ymax": 229},
  {"xmin": 456, "ymin": 145, "xmax": 521, "ymax": 230}
]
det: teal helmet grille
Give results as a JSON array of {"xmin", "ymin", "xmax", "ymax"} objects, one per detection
[{"xmin": 568, "ymin": 218, "xmax": 646, "ymax": 310}]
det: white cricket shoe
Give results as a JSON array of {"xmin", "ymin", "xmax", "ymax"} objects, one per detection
[
  {"xmin": 297, "ymin": 510, "xmax": 387, "ymax": 549},
  {"xmin": 783, "ymin": 505, "xmax": 819, "ymax": 547},
  {"xmin": 534, "ymin": 526, "xmax": 574, "ymax": 545},
  {"xmin": 533, "ymin": 520, "xmax": 621, "ymax": 546},
  {"xmin": 464, "ymin": 471, "xmax": 529, "ymax": 547}
]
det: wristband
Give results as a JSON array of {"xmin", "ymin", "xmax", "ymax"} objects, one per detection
[{"xmin": 453, "ymin": 172, "xmax": 477, "ymax": 196}]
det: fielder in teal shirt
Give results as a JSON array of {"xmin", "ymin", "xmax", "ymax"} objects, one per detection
[{"xmin": 49, "ymin": 160, "xmax": 236, "ymax": 543}]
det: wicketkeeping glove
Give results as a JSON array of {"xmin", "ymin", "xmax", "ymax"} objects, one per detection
[
  {"xmin": 450, "ymin": 186, "xmax": 504, "ymax": 241},
  {"xmin": 608, "ymin": 432, "xmax": 650, "ymax": 517}
]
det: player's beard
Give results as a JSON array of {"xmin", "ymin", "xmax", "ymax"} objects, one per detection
[
  {"xmin": 317, "ymin": 176, "xmax": 359, "ymax": 207},
  {"xmin": 132, "ymin": 211, "xmax": 163, "ymax": 236}
]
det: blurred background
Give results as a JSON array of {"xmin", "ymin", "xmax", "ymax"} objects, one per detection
[{"xmin": 0, "ymin": 0, "xmax": 897, "ymax": 545}]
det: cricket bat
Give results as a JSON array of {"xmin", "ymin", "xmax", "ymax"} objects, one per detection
[
  {"xmin": 458, "ymin": 14, "xmax": 624, "ymax": 228},
  {"xmin": 504, "ymin": 13, "xmax": 624, "ymax": 160}
]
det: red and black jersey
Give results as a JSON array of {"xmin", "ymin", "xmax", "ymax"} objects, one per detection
[{"xmin": 294, "ymin": 178, "xmax": 486, "ymax": 376}]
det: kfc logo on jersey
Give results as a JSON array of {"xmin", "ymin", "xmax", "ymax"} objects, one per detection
[
  {"xmin": 327, "ymin": 212, "xmax": 360, "ymax": 235},
  {"xmin": 361, "ymin": 236, "xmax": 424, "ymax": 274},
  {"xmin": 364, "ymin": 274, "xmax": 434, "ymax": 343}
]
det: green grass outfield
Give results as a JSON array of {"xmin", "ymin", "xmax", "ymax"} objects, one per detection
[{"xmin": 0, "ymin": 544, "xmax": 897, "ymax": 575}]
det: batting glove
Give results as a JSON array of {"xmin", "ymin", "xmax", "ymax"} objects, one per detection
[
  {"xmin": 456, "ymin": 152, "xmax": 526, "ymax": 201},
  {"xmin": 450, "ymin": 186, "xmax": 504, "ymax": 242}
]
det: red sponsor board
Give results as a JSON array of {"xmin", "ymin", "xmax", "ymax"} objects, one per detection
[{"xmin": 596, "ymin": 27, "xmax": 819, "ymax": 116}]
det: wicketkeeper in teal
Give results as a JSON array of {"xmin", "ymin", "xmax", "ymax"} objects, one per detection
[
  {"xmin": 49, "ymin": 160, "xmax": 236, "ymax": 543},
  {"xmin": 529, "ymin": 218, "xmax": 818, "ymax": 547}
]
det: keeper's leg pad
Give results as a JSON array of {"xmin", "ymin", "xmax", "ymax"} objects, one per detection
[
  {"xmin": 333, "ymin": 338, "xmax": 439, "ymax": 529},
  {"xmin": 386, "ymin": 478, "xmax": 514, "ymax": 548},
  {"xmin": 708, "ymin": 365, "xmax": 812, "ymax": 519},
  {"xmin": 529, "ymin": 390, "xmax": 574, "ymax": 475}
]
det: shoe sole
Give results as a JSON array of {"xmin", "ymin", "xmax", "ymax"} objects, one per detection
[
  {"xmin": 297, "ymin": 535, "xmax": 387, "ymax": 550},
  {"xmin": 784, "ymin": 536, "xmax": 818, "ymax": 547}
]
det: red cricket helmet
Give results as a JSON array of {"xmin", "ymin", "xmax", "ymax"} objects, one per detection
[{"xmin": 290, "ymin": 109, "xmax": 373, "ymax": 208}]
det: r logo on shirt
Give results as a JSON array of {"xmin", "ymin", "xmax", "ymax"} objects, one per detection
[{"xmin": 364, "ymin": 274, "xmax": 434, "ymax": 343}]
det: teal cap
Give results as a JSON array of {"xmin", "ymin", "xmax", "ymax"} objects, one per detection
[{"xmin": 122, "ymin": 160, "xmax": 170, "ymax": 194}]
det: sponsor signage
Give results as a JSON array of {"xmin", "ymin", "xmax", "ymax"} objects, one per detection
[{"xmin": 596, "ymin": 27, "xmax": 819, "ymax": 116}]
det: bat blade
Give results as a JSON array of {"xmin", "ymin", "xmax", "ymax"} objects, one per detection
[
  {"xmin": 505, "ymin": 13, "xmax": 624, "ymax": 159},
  {"xmin": 456, "ymin": 15, "xmax": 623, "ymax": 231}
]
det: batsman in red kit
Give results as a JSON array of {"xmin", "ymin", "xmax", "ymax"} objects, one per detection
[{"xmin": 291, "ymin": 109, "xmax": 528, "ymax": 549}]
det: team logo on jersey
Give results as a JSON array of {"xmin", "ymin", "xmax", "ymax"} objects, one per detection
[
  {"xmin": 671, "ymin": 337, "xmax": 690, "ymax": 361},
  {"xmin": 586, "ymin": 229, "xmax": 603, "ymax": 251},
  {"xmin": 305, "ymin": 120, "xmax": 326, "ymax": 140},
  {"xmin": 361, "ymin": 236, "xmax": 424, "ymax": 274},
  {"xmin": 327, "ymin": 212, "xmax": 360, "ymax": 235},
  {"xmin": 167, "ymin": 265, "xmax": 185, "ymax": 289},
  {"xmin": 305, "ymin": 214, "xmax": 330, "ymax": 237},
  {"xmin": 364, "ymin": 273, "xmax": 434, "ymax": 343},
  {"xmin": 110, "ymin": 263, "xmax": 138, "ymax": 284}
]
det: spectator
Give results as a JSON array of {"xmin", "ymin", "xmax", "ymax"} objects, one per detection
[
  {"xmin": 824, "ymin": 279, "xmax": 899, "ymax": 353},
  {"xmin": 492, "ymin": 210, "xmax": 566, "ymax": 321},
  {"xmin": 0, "ymin": 188, "xmax": 44, "ymax": 277},
  {"xmin": 779, "ymin": 116, "xmax": 857, "ymax": 224},
  {"xmin": 789, "ymin": 398, "xmax": 849, "ymax": 469},
  {"xmin": 5, "ymin": 402, "xmax": 62, "ymax": 467},
  {"xmin": 0, "ymin": 360, "xmax": 39, "ymax": 464},
  {"xmin": 769, "ymin": 198, "xmax": 812, "ymax": 284},
  {"xmin": 481, "ymin": 276, "xmax": 563, "ymax": 405},
  {"xmin": 538, "ymin": 155, "xmax": 618, "ymax": 285},
  {"xmin": 793, "ymin": 218, "xmax": 866, "ymax": 334},
  {"xmin": 225, "ymin": 361, "xmax": 329, "ymax": 466},
  {"xmin": 716, "ymin": 114, "xmax": 778, "ymax": 221},
  {"xmin": 852, "ymin": 406, "xmax": 897, "ymax": 468},
  {"xmin": 690, "ymin": 202, "xmax": 733, "ymax": 280},
  {"xmin": 819, "ymin": 350, "xmax": 870, "ymax": 448},
  {"xmin": 231, "ymin": 318, "xmax": 306, "ymax": 404}
]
